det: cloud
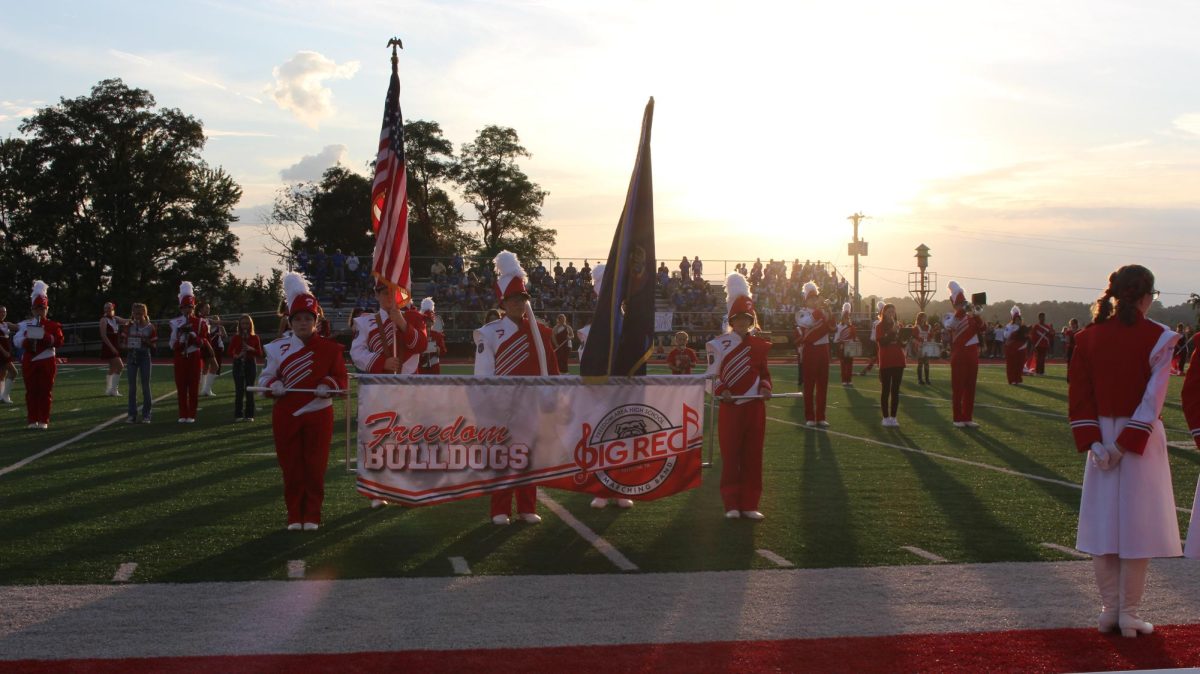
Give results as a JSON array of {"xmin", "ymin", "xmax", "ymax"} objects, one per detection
[
  {"xmin": 265, "ymin": 51, "xmax": 360, "ymax": 128},
  {"xmin": 0, "ymin": 100, "xmax": 38, "ymax": 124},
  {"xmin": 1174, "ymin": 114, "xmax": 1200, "ymax": 137},
  {"xmin": 280, "ymin": 144, "xmax": 349, "ymax": 181},
  {"xmin": 107, "ymin": 49, "xmax": 263, "ymax": 104}
]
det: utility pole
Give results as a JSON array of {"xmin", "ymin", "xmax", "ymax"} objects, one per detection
[
  {"xmin": 847, "ymin": 212, "xmax": 869, "ymax": 313},
  {"xmin": 908, "ymin": 244, "xmax": 936, "ymax": 311}
]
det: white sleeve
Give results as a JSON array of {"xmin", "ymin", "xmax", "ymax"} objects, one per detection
[
  {"xmin": 13, "ymin": 322, "xmax": 27, "ymax": 345},
  {"xmin": 704, "ymin": 342, "xmax": 721, "ymax": 395},
  {"xmin": 1127, "ymin": 331, "xmax": 1181, "ymax": 433},
  {"xmin": 349, "ymin": 317, "xmax": 379, "ymax": 372},
  {"xmin": 258, "ymin": 344, "xmax": 280, "ymax": 387},
  {"xmin": 473, "ymin": 329, "xmax": 495, "ymax": 375}
]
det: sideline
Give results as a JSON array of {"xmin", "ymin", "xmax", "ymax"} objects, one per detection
[{"xmin": 536, "ymin": 489, "xmax": 638, "ymax": 572}]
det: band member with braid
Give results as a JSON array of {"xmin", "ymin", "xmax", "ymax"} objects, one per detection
[
  {"xmin": 1069, "ymin": 264, "xmax": 1180, "ymax": 638},
  {"xmin": 260, "ymin": 273, "xmax": 349, "ymax": 531},
  {"xmin": 14, "ymin": 281, "xmax": 64, "ymax": 429},
  {"xmin": 1028, "ymin": 312, "xmax": 1053, "ymax": 375},
  {"xmin": 945, "ymin": 281, "xmax": 984, "ymax": 428},
  {"xmin": 169, "ymin": 282, "xmax": 210, "ymax": 424},
  {"xmin": 474, "ymin": 251, "xmax": 559, "ymax": 525},
  {"xmin": 418, "ymin": 298, "xmax": 447, "ymax": 375},
  {"xmin": 1003, "ymin": 306, "xmax": 1027, "ymax": 385},
  {"xmin": 796, "ymin": 281, "xmax": 833, "ymax": 427},
  {"xmin": 706, "ymin": 272, "xmax": 772, "ymax": 521},
  {"xmin": 832, "ymin": 302, "xmax": 857, "ymax": 387},
  {"xmin": 913, "ymin": 312, "xmax": 933, "ymax": 385}
]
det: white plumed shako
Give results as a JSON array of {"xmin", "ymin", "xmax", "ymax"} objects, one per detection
[
  {"xmin": 178, "ymin": 281, "xmax": 195, "ymax": 307},
  {"xmin": 284, "ymin": 272, "xmax": 319, "ymax": 318},
  {"xmin": 803, "ymin": 281, "xmax": 819, "ymax": 301},
  {"xmin": 1010, "ymin": 305, "xmax": 1021, "ymax": 318},
  {"xmin": 420, "ymin": 297, "xmax": 436, "ymax": 316},
  {"xmin": 948, "ymin": 280, "xmax": 966, "ymax": 306},
  {"xmin": 725, "ymin": 272, "xmax": 754, "ymax": 321},
  {"xmin": 493, "ymin": 251, "xmax": 529, "ymax": 301},
  {"xmin": 31, "ymin": 280, "xmax": 49, "ymax": 308}
]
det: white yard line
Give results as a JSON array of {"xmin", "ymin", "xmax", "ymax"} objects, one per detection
[
  {"xmin": 0, "ymin": 390, "xmax": 177, "ymax": 478},
  {"xmin": 112, "ymin": 563, "xmax": 138, "ymax": 583},
  {"xmin": 287, "ymin": 560, "xmax": 305, "ymax": 579},
  {"xmin": 755, "ymin": 549, "xmax": 794, "ymax": 568},
  {"xmin": 535, "ymin": 489, "xmax": 638, "ymax": 572},
  {"xmin": 900, "ymin": 546, "xmax": 947, "ymax": 563},
  {"xmin": 449, "ymin": 557, "xmax": 472, "ymax": 575},
  {"xmin": 1040, "ymin": 543, "xmax": 1089, "ymax": 559}
]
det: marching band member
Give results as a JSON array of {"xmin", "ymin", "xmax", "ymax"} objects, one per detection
[
  {"xmin": 876, "ymin": 303, "xmax": 906, "ymax": 427},
  {"xmin": 1063, "ymin": 318, "xmax": 1081, "ymax": 382},
  {"xmin": 197, "ymin": 301, "xmax": 220, "ymax": 397},
  {"xmin": 859, "ymin": 300, "xmax": 885, "ymax": 376},
  {"xmin": 1182, "ymin": 333, "xmax": 1200, "ymax": 562},
  {"xmin": 350, "ymin": 282, "xmax": 428, "ymax": 375},
  {"xmin": 791, "ymin": 320, "xmax": 804, "ymax": 389},
  {"xmin": 418, "ymin": 298, "xmax": 447, "ymax": 375},
  {"xmin": 796, "ymin": 281, "xmax": 832, "ymax": 427},
  {"xmin": 228, "ymin": 314, "xmax": 264, "ymax": 422},
  {"xmin": 706, "ymin": 272, "xmax": 772, "ymax": 520},
  {"xmin": 945, "ymin": 281, "xmax": 984, "ymax": 428},
  {"xmin": 551, "ymin": 314, "xmax": 574, "ymax": 375},
  {"xmin": 14, "ymin": 281, "xmax": 63, "ymax": 429},
  {"xmin": 99, "ymin": 302, "xmax": 129, "ymax": 397},
  {"xmin": 475, "ymin": 251, "xmax": 559, "ymax": 524},
  {"xmin": 1069, "ymin": 264, "xmax": 1180, "ymax": 637},
  {"xmin": 576, "ymin": 263, "xmax": 605, "ymax": 362},
  {"xmin": 169, "ymin": 282, "xmax": 210, "ymax": 424},
  {"xmin": 0, "ymin": 305, "xmax": 16, "ymax": 404},
  {"xmin": 1003, "ymin": 306, "xmax": 1027, "ymax": 385},
  {"xmin": 1028, "ymin": 312, "xmax": 1053, "ymax": 375},
  {"xmin": 913, "ymin": 312, "xmax": 933, "ymax": 385},
  {"xmin": 260, "ymin": 273, "xmax": 349, "ymax": 531},
  {"xmin": 832, "ymin": 302, "xmax": 857, "ymax": 387},
  {"xmin": 668, "ymin": 331, "xmax": 698, "ymax": 375}
]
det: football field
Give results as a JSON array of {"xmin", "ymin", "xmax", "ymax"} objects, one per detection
[{"xmin": 2, "ymin": 361, "xmax": 1197, "ymax": 586}]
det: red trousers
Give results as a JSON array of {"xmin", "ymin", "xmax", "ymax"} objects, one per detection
[
  {"xmin": 491, "ymin": 486, "xmax": 537, "ymax": 517},
  {"xmin": 174, "ymin": 354, "xmax": 201, "ymax": 418},
  {"xmin": 23, "ymin": 357, "xmax": 57, "ymax": 424},
  {"xmin": 1005, "ymin": 346, "xmax": 1025, "ymax": 384},
  {"xmin": 718, "ymin": 399, "xmax": 765, "ymax": 511},
  {"xmin": 1034, "ymin": 346, "xmax": 1048, "ymax": 375},
  {"xmin": 840, "ymin": 355, "xmax": 853, "ymax": 384},
  {"xmin": 950, "ymin": 345, "xmax": 979, "ymax": 422},
  {"xmin": 272, "ymin": 406, "xmax": 334, "ymax": 525},
  {"xmin": 803, "ymin": 343, "xmax": 830, "ymax": 422}
]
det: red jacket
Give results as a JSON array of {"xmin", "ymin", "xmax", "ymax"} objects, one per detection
[
  {"xmin": 474, "ymin": 316, "xmax": 559, "ymax": 376},
  {"xmin": 668, "ymin": 346, "xmax": 698, "ymax": 374},
  {"xmin": 227, "ymin": 334, "xmax": 264, "ymax": 361},
  {"xmin": 874, "ymin": 321, "xmax": 906, "ymax": 369},
  {"xmin": 16, "ymin": 319, "xmax": 64, "ymax": 364},
  {"xmin": 259, "ymin": 334, "xmax": 349, "ymax": 417},
  {"xmin": 1182, "ymin": 348, "xmax": 1200, "ymax": 448},
  {"xmin": 351, "ymin": 308, "xmax": 429, "ymax": 374},
  {"xmin": 945, "ymin": 309, "xmax": 984, "ymax": 352},
  {"xmin": 1029, "ymin": 322, "xmax": 1053, "ymax": 351},
  {"xmin": 706, "ymin": 332, "xmax": 773, "ymax": 402}
]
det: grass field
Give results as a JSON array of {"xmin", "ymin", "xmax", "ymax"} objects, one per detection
[{"xmin": 1, "ymin": 361, "xmax": 1197, "ymax": 586}]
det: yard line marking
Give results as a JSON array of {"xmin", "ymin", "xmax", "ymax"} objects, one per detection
[
  {"xmin": 1041, "ymin": 542, "xmax": 1089, "ymax": 559},
  {"xmin": 535, "ymin": 489, "xmax": 638, "ymax": 572},
  {"xmin": 287, "ymin": 560, "xmax": 305, "ymax": 579},
  {"xmin": 765, "ymin": 414, "xmax": 1195, "ymax": 516},
  {"xmin": 756, "ymin": 549, "xmax": 794, "ymax": 567},
  {"xmin": 449, "ymin": 556, "xmax": 472, "ymax": 575},
  {"xmin": 0, "ymin": 390, "xmax": 177, "ymax": 478},
  {"xmin": 901, "ymin": 546, "xmax": 947, "ymax": 563},
  {"xmin": 69, "ymin": 408, "xmax": 81, "ymax": 412},
  {"xmin": 112, "ymin": 563, "xmax": 138, "ymax": 582}
]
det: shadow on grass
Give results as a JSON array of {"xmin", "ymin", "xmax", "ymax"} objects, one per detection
[{"xmin": 799, "ymin": 427, "xmax": 860, "ymax": 566}]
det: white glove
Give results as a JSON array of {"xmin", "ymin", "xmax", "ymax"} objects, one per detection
[
  {"xmin": 1104, "ymin": 444, "xmax": 1124, "ymax": 469},
  {"xmin": 270, "ymin": 381, "xmax": 286, "ymax": 397},
  {"xmin": 315, "ymin": 383, "xmax": 331, "ymax": 399},
  {"xmin": 1089, "ymin": 442, "xmax": 1110, "ymax": 470}
]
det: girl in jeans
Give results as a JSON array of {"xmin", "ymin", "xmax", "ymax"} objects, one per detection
[
  {"xmin": 875, "ymin": 303, "xmax": 907, "ymax": 428},
  {"xmin": 124, "ymin": 303, "xmax": 157, "ymax": 423},
  {"xmin": 228, "ymin": 314, "xmax": 263, "ymax": 421}
]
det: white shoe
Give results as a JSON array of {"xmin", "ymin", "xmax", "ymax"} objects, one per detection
[
  {"xmin": 286, "ymin": 523, "xmax": 301, "ymax": 531},
  {"xmin": 615, "ymin": 498, "xmax": 634, "ymax": 509},
  {"xmin": 817, "ymin": 420, "xmax": 830, "ymax": 428},
  {"xmin": 965, "ymin": 421, "xmax": 979, "ymax": 428},
  {"xmin": 519, "ymin": 513, "xmax": 542, "ymax": 524},
  {"xmin": 39, "ymin": 423, "xmax": 48, "ymax": 430},
  {"xmin": 805, "ymin": 421, "xmax": 817, "ymax": 427},
  {"xmin": 0, "ymin": 397, "xmax": 11, "ymax": 404},
  {"xmin": 27, "ymin": 423, "xmax": 39, "ymax": 430},
  {"xmin": 891, "ymin": 418, "xmax": 901, "ymax": 428},
  {"xmin": 492, "ymin": 514, "xmax": 511, "ymax": 525},
  {"xmin": 302, "ymin": 522, "xmax": 319, "ymax": 531},
  {"xmin": 882, "ymin": 418, "xmax": 891, "ymax": 427},
  {"xmin": 178, "ymin": 418, "xmax": 187, "ymax": 424},
  {"xmin": 590, "ymin": 497, "xmax": 609, "ymax": 509},
  {"xmin": 741, "ymin": 510, "xmax": 765, "ymax": 520},
  {"xmin": 725, "ymin": 509, "xmax": 741, "ymax": 519},
  {"xmin": 370, "ymin": 498, "xmax": 388, "ymax": 509},
  {"xmin": 246, "ymin": 418, "xmax": 254, "ymax": 422},
  {"xmin": 953, "ymin": 421, "xmax": 967, "ymax": 428},
  {"xmin": 186, "ymin": 418, "xmax": 196, "ymax": 424},
  {"xmin": 235, "ymin": 417, "xmax": 244, "ymax": 422}
]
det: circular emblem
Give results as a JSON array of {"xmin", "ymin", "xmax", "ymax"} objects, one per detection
[{"xmin": 587, "ymin": 404, "xmax": 677, "ymax": 497}]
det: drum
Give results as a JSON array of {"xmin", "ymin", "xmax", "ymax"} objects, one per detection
[
  {"xmin": 921, "ymin": 342, "xmax": 942, "ymax": 358},
  {"xmin": 843, "ymin": 341, "xmax": 863, "ymax": 357}
]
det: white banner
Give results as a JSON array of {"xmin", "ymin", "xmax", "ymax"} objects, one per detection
[
  {"xmin": 654, "ymin": 311, "xmax": 674, "ymax": 333},
  {"xmin": 355, "ymin": 375, "xmax": 706, "ymax": 506}
]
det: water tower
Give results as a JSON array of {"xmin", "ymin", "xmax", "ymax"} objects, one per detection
[{"xmin": 908, "ymin": 244, "xmax": 936, "ymax": 311}]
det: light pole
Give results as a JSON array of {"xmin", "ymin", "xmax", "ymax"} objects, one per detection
[{"xmin": 847, "ymin": 212, "xmax": 869, "ymax": 313}]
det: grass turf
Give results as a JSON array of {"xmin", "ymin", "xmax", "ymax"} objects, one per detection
[{"xmin": 0, "ymin": 361, "xmax": 1196, "ymax": 584}]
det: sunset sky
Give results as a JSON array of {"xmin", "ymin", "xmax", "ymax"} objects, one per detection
[{"xmin": 2, "ymin": 0, "xmax": 1198, "ymax": 303}]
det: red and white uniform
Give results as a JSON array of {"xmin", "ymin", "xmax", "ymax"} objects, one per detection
[
  {"xmin": 1028, "ymin": 321, "xmax": 1053, "ymax": 374},
  {"xmin": 1002, "ymin": 322, "xmax": 1027, "ymax": 385},
  {"xmin": 1063, "ymin": 326, "xmax": 1080, "ymax": 379},
  {"xmin": 259, "ymin": 332, "xmax": 349, "ymax": 526},
  {"xmin": 1182, "ymin": 349, "xmax": 1200, "ymax": 558},
  {"xmin": 16, "ymin": 318, "xmax": 64, "ymax": 425},
  {"xmin": 169, "ymin": 314, "xmax": 209, "ymax": 419},
  {"xmin": 668, "ymin": 346, "xmax": 698, "ymax": 374},
  {"xmin": 944, "ymin": 307, "xmax": 984, "ymax": 422},
  {"xmin": 475, "ymin": 315, "xmax": 559, "ymax": 517},
  {"xmin": 420, "ymin": 328, "xmax": 447, "ymax": 375},
  {"xmin": 350, "ymin": 308, "xmax": 428, "ymax": 374},
  {"xmin": 0, "ymin": 322, "xmax": 12, "ymax": 368},
  {"xmin": 706, "ymin": 330, "xmax": 773, "ymax": 512},
  {"xmin": 1069, "ymin": 314, "xmax": 1181, "ymax": 558},
  {"xmin": 833, "ymin": 320, "xmax": 857, "ymax": 384},
  {"xmin": 913, "ymin": 324, "xmax": 932, "ymax": 355},
  {"xmin": 797, "ymin": 308, "xmax": 832, "ymax": 423},
  {"xmin": 100, "ymin": 316, "xmax": 121, "ymax": 360}
]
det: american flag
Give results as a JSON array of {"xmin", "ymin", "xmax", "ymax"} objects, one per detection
[{"xmin": 370, "ymin": 55, "xmax": 411, "ymax": 303}]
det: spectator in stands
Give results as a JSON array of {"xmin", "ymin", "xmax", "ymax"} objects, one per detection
[
  {"xmin": 750, "ymin": 258, "xmax": 763, "ymax": 286},
  {"xmin": 451, "ymin": 252, "xmax": 464, "ymax": 275},
  {"xmin": 580, "ymin": 260, "xmax": 592, "ymax": 282},
  {"xmin": 565, "ymin": 261, "xmax": 578, "ymax": 284},
  {"xmin": 553, "ymin": 261, "xmax": 564, "ymax": 283},
  {"xmin": 679, "ymin": 256, "xmax": 691, "ymax": 280},
  {"xmin": 692, "ymin": 256, "xmax": 703, "ymax": 281},
  {"xmin": 430, "ymin": 259, "xmax": 447, "ymax": 280},
  {"xmin": 331, "ymin": 249, "xmax": 346, "ymax": 284},
  {"xmin": 346, "ymin": 252, "xmax": 359, "ymax": 279}
]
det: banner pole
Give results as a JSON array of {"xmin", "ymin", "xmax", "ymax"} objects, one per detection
[{"xmin": 703, "ymin": 391, "xmax": 717, "ymax": 468}]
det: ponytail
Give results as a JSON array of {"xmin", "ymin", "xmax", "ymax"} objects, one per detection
[{"xmin": 1093, "ymin": 265, "xmax": 1153, "ymax": 326}]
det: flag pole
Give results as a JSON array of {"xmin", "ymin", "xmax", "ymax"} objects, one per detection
[{"xmin": 386, "ymin": 36, "xmax": 403, "ymax": 374}]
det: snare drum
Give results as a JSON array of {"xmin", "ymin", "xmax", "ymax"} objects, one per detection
[
  {"xmin": 921, "ymin": 342, "xmax": 941, "ymax": 358},
  {"xmin": 25, "ymin": 325, "xmax": 45, "ymax": 341},
  {"xmin": 843, "ymin": 341, "xmax": 863, "ymax": 357}
]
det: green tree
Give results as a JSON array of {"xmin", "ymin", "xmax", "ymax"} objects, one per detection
[
  {"xmin": 453, "ymin": 125, "xmax": 554, "ymax": 262},
  {"xmin": 404, "ymin": 120, "xmax": 472, "ymax": 259},
  {"xmin": 305, "ymin": 165, "xmax": 372, "ymax": 257},
  {"xmin": 0, "ymin": 79, "xmax": 240, "ymax": 319}
]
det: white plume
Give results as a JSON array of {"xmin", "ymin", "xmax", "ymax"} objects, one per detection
[
  {"xmin": 803, "ymin": 281, "xmax": 818, "ymax": 297},
  {"xmin": 725, "ymin": 272, "xmax": 750, "ymax": 309},
  {"xmin": 842, "ymin": 302, "xmax": 851, "ymax": 314},
  {"xmin": 420, "ymin": 297, "xmax": 435, "ymax": 313},
  {"xmin": 31, "ymin": 280, "xmax": 48, "ymax": 302},
  {"xmin": 283, "ymin": 272, "xmax": 310, "ymax": 307},
  {"xmin": 592, "ymin": 263, "xmax": 606, "ymax": 297},
  {"xmin": 948, "ymin": 280, "xmax": 963, "ymax": 298},
  {"xmin": 493, "ymin": 250, "xmax": 525, "ymax": 280},
  {"xmin": 178, "ymin": 281, "xmax": 194, "ymax": 301},
  {"xmin": 876, "ymin": 300, "xmax": 885, "ymax": 312},
  {"xmin": 1010, "ymin": 305, "xmax": 1021, "ymax": 317}
]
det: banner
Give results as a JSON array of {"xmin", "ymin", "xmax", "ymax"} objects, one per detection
[
  {"xmin": 355, "ymin": 374, "xmax": 706, "ymax": 506},
  {"xmin": 654, "ymin": 311, "xmax": 674, "ymax": 333}
]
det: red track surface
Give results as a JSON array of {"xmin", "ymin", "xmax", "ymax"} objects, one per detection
[{"xmin": 5, "ymin": 624, "xmax": 1199, "ymax": 674}]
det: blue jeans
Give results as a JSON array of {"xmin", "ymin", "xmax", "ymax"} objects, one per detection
[
  {"xmin": 232, "ymin": 358, "xmax": 257, "ymax": 419},
  {"xmin": 127, "ymin": 349, "xmax": 152, "ymax": 419}
]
